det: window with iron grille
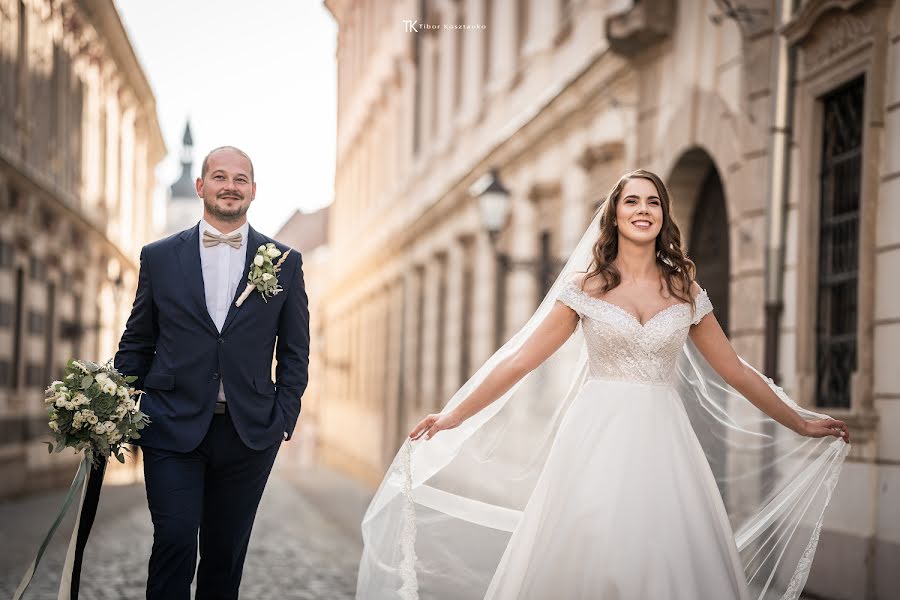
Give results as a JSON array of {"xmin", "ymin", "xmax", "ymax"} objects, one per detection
[{"xmin": 816, "ymin": 76, "xmax": 864, "ymax": 409}]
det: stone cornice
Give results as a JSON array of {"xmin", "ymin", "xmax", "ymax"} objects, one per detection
[
  {"xmin": 75, "ymin": 0, "xmax": 166, "ymax": 161},
  {"xmin": 779, "ymin": 0, "xmax": 867, "ymax": 44}
]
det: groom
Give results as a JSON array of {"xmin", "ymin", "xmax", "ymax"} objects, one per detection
[{"xmin": 115, "ymin": 146, "xmax": 310, "ymax": 599}]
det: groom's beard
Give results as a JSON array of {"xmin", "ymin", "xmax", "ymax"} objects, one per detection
[{"xmin": 204, "ymin": 193, "xmax": 250, "ymax": 222}]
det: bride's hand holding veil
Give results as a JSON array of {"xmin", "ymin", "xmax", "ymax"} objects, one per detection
[
  {"xmin": 687, "ymin": 281, "xmax": 850, "ymax": 444},
  {"xmin": 408, "ymin": 411, "xmax": 463, "ymax": 441},
  {"xmin": 409, "ymin": 300, "xmax": 580, "ymax": 441},
  {"xmin": 801, "ymin": 417, "xmax": 851, "ymax": 441}
]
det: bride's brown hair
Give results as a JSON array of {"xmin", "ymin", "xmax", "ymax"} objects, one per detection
[{"xmin": 581, "ymin": 169, "xmax": 698, "ymax": 311}]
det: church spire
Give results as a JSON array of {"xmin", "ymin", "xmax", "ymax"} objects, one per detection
[{"xmin": 170, "ymin": 119, "xmax": 195, "ymax": 199}]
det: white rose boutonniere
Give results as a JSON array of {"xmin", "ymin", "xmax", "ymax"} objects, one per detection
[{"xmin": 235, "ymin": 243, "xmax": 292, "ymax": 307}]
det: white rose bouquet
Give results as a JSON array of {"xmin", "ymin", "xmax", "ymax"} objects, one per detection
[
  {"xmin": 45, "ymin": 358, "xmax": 149, "ymax": 466},
  {"xmin": 14, "ymin": 359, "xmax": 150, "ymax": 600}
]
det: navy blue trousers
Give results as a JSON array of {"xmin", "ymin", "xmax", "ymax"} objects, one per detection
[{"xmin": 142, "ymin": 407, "xmax": 281, "ymax": 600}]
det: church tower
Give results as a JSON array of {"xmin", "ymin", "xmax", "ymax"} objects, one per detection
[{"xmin": 164, "ymin": 120, "xmax": 200, "ymax": 234}]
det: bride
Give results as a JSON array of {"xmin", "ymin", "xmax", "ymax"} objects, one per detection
[{"xmin": 356, "ymin": 169, "xmax": 850, "ymax": 600}]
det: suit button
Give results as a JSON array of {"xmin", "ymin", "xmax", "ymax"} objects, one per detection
[
  {"xmin": 212, "ymin": 372, "xmax": 220, "ymax": 380},
  {"xmin": 218, "ymin": 338, "xmax": 225, "ymax": 344}
]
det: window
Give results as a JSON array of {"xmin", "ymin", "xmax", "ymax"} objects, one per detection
[
  {"xmin": 25, "ymin": 363, "xmax": 44, "ymax": 388},
  {"xmin": 516, "ymin": 0, "xmax": 529, "ymax": 57},
  {"xmin": 815, "ymin": 77, "xmax": 864, "ymax": 409},
  {"xmin": 29, "ymin": 256, "xmax": 45, "ymax": 281},
  {"xmin": 27, "ymin": 310, "xmax": 44, "ymax": 335},
  {"xmin": 412, "ymin": 1, "xmax": 424, "ymax": 155},
  {"xmin": 43, "ymin": 282, "xmax": 55, "ymax": 384},
  {"xmin": 11, "ymin": 267, "xmax": 23, "ymax": 389},
  {"xmin": 483, "ymin": 0, "xmax": 493, "ymax": 84},
  {"xmin": 15, "ymin": 0, "xmax": 27, "ymax": 111},
  {"xmin": 459, "ymin": 237, "xmax": 474, "ymax": 385},
  {"xmin": 431, "ymin": 21, "xmax": 441, "ymax": 138},
  {"xmin": 454, "ymin": 6, "xmax": 464, "ymax": 110},
  {"xmin": 434, "ymin": 253, "xmax": 447, "ymax": 409},
  {"xmin": 71, "ymin": 294, "xmax": 82, "ymax": 359},
  {"xmin": 414, "ymin": 265, "xmax": 426, "ymax": 409},
  {"xmin": 0, "ymin": 240, "xmax": 13, "ymax": 268},
  {"xmin": 0, "ymin": 302, "xmax": 12, "ymax": 328}
]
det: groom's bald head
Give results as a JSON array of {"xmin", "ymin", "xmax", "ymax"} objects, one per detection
[{"xmin": 201, "ymin": 146, "xmax": 255, "ymax": 182}]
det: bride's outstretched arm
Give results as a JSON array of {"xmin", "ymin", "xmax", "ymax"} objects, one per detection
[
  {"xmin": 687, "ymin": 281, "xmax": 849, "ymax": 442},
  {"xmin": 410, "ymin": 300, "xmax": 580, "ymax": 441}
]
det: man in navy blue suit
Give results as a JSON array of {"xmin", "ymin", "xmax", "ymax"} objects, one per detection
[{"xmin": 115, "ymin": 146, "xmax": 310, "ymax": 600}]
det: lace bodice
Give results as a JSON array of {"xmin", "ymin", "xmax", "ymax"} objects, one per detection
[{"xmin": 556, "ymin": 279, "xmax": 713, "ymax": 385}]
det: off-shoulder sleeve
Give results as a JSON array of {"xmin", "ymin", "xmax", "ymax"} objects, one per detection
[
  {"xmin": 691, "ymin": 288, "xmax": 713, "ymax": 325},
  {"xmin": 556, "ymin": 279, "xmax": 586, "ymax": 318}
]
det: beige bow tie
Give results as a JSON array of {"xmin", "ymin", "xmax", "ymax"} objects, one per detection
[{"xmin": 203, "ymin": 230, "xmax": 242, "ymax": 249}]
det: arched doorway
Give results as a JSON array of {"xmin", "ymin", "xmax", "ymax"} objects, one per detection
[
  {"xmin": 667, "ymin": 148, "xmax": 731, "ymax": 504},
  {"xmin": 667, "ymin": 149, "xmax": 731, "ymax": 337}
]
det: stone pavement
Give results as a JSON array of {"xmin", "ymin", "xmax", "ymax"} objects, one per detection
[
  {"xmin": 0, "ymin": 456, "xmax": 823, "ymax": 600},
  {"xmin": 0, "ymin": 454, "xmax": 374, "ymax": 599}
]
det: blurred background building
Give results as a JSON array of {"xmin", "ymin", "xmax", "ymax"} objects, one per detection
[
  {"xmin": 322, "ymin": 0, "xmax": 900, "ymax": 597},
  {"xmin": 0, "ymin": 0, "xmax": 165, "ymax": 496},
  {"xmin": 275, "ymin": 206, "xmax": 330, "ymax": 469}
]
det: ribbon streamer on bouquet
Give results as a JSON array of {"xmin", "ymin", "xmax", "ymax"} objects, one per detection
[{"xmin": 13, "ymin": 453, "xmax": 107, "ymax": 600}]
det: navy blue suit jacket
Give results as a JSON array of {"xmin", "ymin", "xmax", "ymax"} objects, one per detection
[{"xmin": 114, "ymin": 224, "xmax": 310, "ymax": 452}]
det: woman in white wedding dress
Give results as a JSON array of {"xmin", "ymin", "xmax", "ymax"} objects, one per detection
[{"xmin": 357, "ymin": 170, "xmax": 850, "ymax": 600}]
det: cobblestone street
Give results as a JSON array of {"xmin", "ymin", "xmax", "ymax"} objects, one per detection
[{"xmin": 1, "ymin": 455, "xmax": 373, "ymax": 599}]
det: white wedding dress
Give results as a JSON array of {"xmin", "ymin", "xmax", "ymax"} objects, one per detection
[
  {"xmin": 484, "ymin": 280, "xmax": 748, "ymax": 599},
  {"xmin": 356, "ymin": 216, "xmax": 848, "ymax": 600}
]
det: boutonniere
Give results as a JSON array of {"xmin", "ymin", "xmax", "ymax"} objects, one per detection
[{"xmin": 235, "ymin": 243, "xmax": 292, "ymax": 307}]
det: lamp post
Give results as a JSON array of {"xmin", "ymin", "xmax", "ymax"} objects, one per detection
[{"xmin": 471, "ymin": 169, "xmax": 565, "ymax": 348}]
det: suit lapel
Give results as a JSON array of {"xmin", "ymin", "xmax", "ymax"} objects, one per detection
[
  {"xmin": 220, "ymin": 225, "xmax": 263, "ymax": 335},
  {"xmin": 174, "ymin": 224, "xmax": 218, "ymax": 334}
]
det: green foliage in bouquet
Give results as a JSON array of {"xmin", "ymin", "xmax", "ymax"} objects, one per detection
[{"xmin": 45, "ymin": 359, "xmax": 150, "ymax": 466}]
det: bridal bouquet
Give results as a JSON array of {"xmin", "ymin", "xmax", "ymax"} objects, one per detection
[
  {"xmin": 45, "ymin": 358, "xmax": 149, "ymax": 464},
  {"xmin": 14, "ymin": 359, "xmax": 148, "ymax": 600}
]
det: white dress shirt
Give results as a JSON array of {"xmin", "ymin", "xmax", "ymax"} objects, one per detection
[{"xmin": 198, "ymin": 218, "xmax": 250, "ymax": 403}]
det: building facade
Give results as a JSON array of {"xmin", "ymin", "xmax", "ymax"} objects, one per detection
[
  {"xmin": 323, "ymin": 0, "xmax": 900, "ymax": 596},
  {"xmin": 0, "ymin": 0, "xmax": 165, "ymax": 497},
  {"xmin": 274, "ymin": 207, "xmax": 330, "ymax": 469}
]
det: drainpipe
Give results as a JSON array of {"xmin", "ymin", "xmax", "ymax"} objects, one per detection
[{"xmin": 763, "ymin": 0, "xmax": 797, "ymax": 382}]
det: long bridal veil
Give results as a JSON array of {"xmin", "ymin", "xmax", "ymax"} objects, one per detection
[{"xmin": 356, "ymin": 212, "xmax": 849, "ymax": 600}]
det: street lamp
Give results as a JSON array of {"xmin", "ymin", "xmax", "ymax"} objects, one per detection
[
  {"xmin": 470, "ymin": 169, "xmax": 565, "ymax": 348},
  {"xmin": 473, "ymin": 169, "xmax": 511, "ymax": 246}
]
